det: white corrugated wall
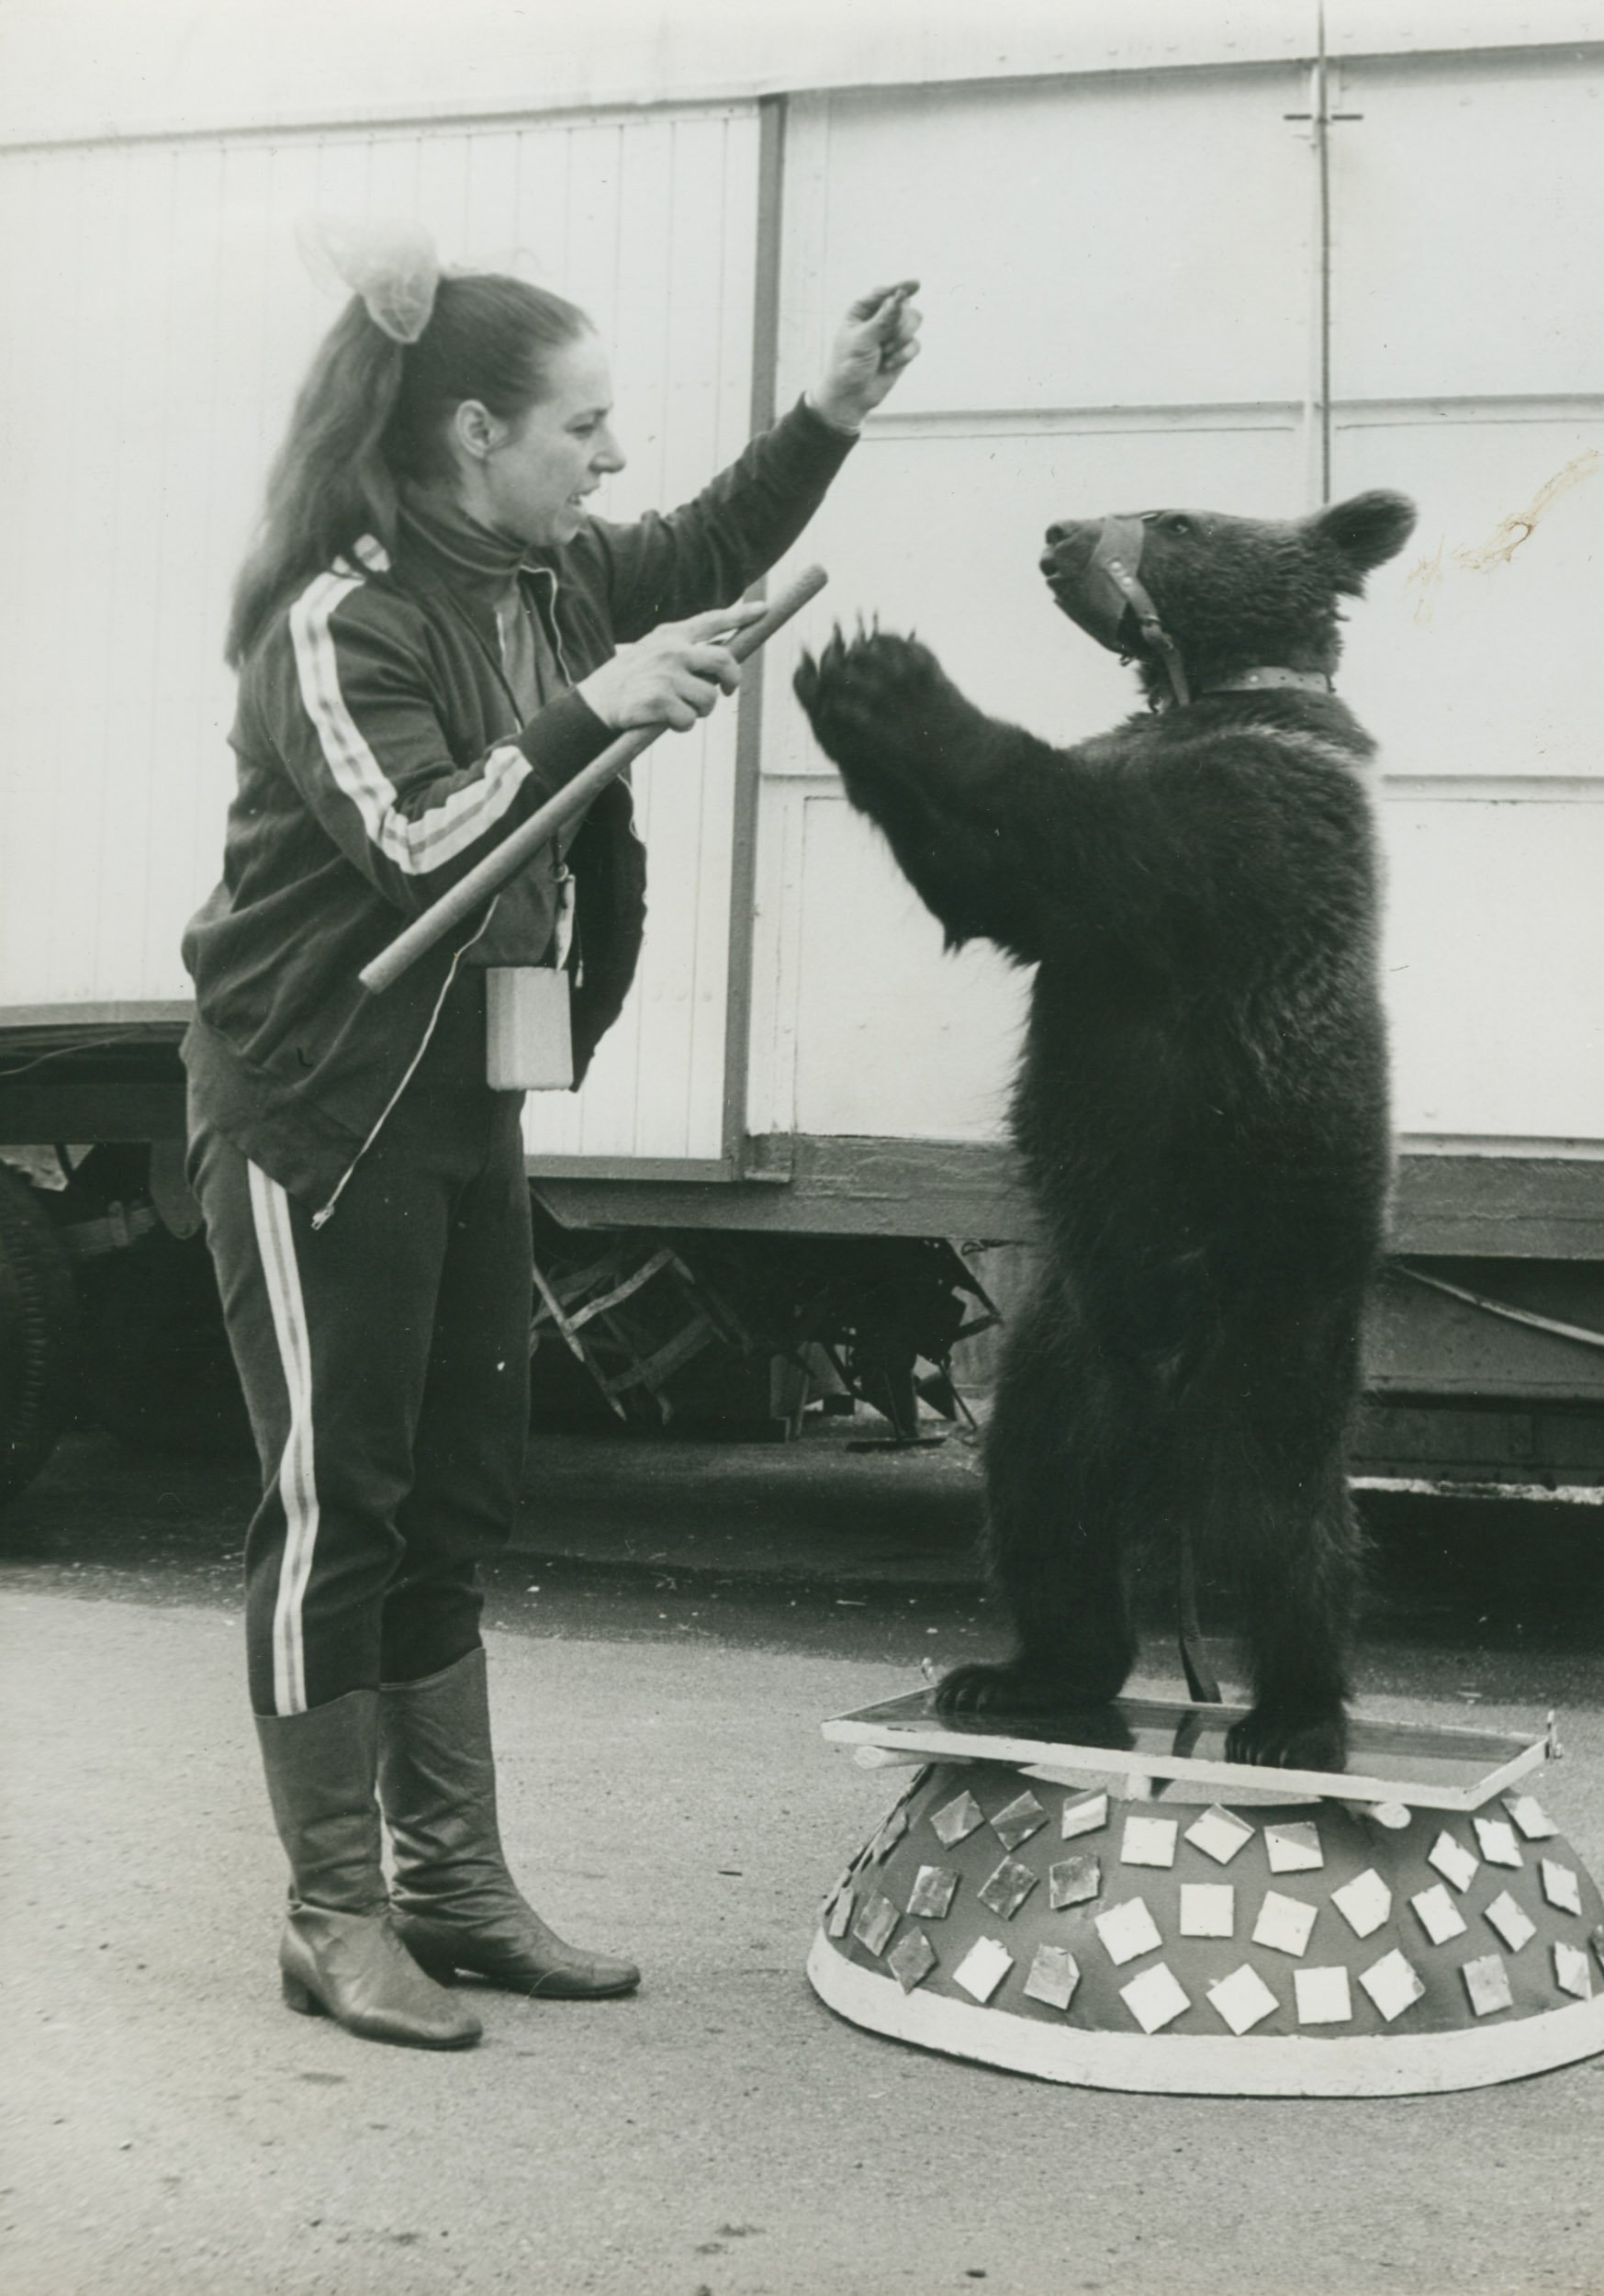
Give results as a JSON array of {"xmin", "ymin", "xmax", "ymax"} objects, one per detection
[
  {"xmin": 746, "ymin": 42, "xmax": 1604, "ymax": 1154},
  {"xmin": 0, "ymin": 104, "xmax": 761, "ymax": 1161}
]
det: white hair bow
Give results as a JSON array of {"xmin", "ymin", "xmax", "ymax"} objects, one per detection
[{"xmin": 298, "ymin": 215, "xmax": 441, "ymax": 344}]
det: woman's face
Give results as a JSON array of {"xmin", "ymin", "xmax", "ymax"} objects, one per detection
[{"xmin": 478, "ymin": 331, "xmax": 626, "ymax": 548}]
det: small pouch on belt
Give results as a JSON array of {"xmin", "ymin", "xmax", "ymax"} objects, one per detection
[{"xmin": 485, "ymin": 869, "xmax": 576, "ymax": 1091}]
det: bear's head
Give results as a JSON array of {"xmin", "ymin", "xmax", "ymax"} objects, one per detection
[{"xmin": 1039, "ymin": 491, "xmax": 1418, "ymax": 703}]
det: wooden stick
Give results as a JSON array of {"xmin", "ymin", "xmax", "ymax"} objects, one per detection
[{"xmin": 359, "ymin": 562, "xmax": 828, "ymax": 995}]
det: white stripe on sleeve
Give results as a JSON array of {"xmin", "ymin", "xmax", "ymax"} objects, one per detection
[{"xmin": 289, "ymin": 569, "xmax": 532, "ymax": 874}]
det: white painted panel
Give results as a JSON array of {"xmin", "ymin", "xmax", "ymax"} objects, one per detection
[
  {"xmin": 1381, "ymin": 793, "xmax": 1604, "ymax": 1143},
  {"xmin": 745, "ymin": 774, "xmax": 810, "ymax": 1141},
  {"xmin": 750, "ymin": 41, "xmax": 1604, "ymax": 1166},
  {"xmin": 758, "ymin": 421, "xmax": 1307, "ymax": 781},
  {"xmin": 752, "ymin": 63, "xmax": 1321, "ymax": 1148},
  {"xmin": 1329, "ymin": 52, "xmax": 1604, "ymax": 402},
  {"xmin": 780, "ymin": 70, "xmax": 1317, "ymax": 417},
  {"xmin": 1333, "ymin": 411, "xmax": 1604, "ymax": 782},
  {"xmin": 1326, "ymin": 47, "xmax": 1604, "ymax": 1153},
  {"xmin": 791, "ymin": 793, "xmax": 1029, "ymax": 1142},
  {"xmin": 522, "ymin": 108, "xmax": 760, "ymax": 1162},
  {"xmin": 0, "ymin": 137, "xmax": 261, "ymax": 1012},
  {"xmin": 767, "ymin": 781, "xmax": 1604, "ymax": 1152},
  {"xmin": 0, "ymin": 109, "xmax": 758, "ymax": 1166},
  {"xmin": 775, "ymin": 784, "xmax": 1604, "ymax": 1153}
]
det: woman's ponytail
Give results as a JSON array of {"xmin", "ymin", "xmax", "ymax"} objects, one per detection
[
  {"xmin": 225, "ymin": 299, "xmax": 406, "ymax": 668},
  {"xmin": 226, "ymin": 250, "xmax": 591, "ymax": 670}
]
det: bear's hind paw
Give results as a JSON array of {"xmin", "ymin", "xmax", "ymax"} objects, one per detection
[
  {"xmin": 933, "ymin": 1660, "xmax": 1020, "ymax": 1717},
  {"xmin": 932, "ymin": 1660, "xmax": 1131, "ymax": 1737},
  {"xmin": 1224, "ymin": 1707, "xmax": 1349, "ymax": 1773}
]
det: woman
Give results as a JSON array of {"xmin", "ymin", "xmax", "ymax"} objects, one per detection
[{"xmin": 183, "ymin": 228, "xmax": 920, "ymax": 2050}]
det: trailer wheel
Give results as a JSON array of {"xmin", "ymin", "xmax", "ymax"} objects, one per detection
[{"xmin": 0, "ymin": 1163, "xmax": 78, "ymax": 1506}]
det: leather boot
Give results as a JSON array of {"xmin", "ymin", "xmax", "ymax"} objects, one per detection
[
  {"xmin": 378, "ymin": 1647, "xmax": 641, "ymax": 1998},
  {"xmin": 255, "ymin": 1690, "xmax": 481, "ymax": 2049}
]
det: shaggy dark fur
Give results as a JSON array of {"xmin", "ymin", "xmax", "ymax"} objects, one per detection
[{"xmin": 794, "ymin": 490, "xmax": 1417, "ymax": 1769}]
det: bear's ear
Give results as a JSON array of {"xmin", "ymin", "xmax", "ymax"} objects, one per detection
[{"xmin": 1309, "ymin": 490, "xmax": 1419, "ymax": 574}]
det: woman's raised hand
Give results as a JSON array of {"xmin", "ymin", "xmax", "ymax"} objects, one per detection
[
  {"xmin": 808, "ymin": 281, "xmax": 923, "ymax": 434},
  {"xmin": 578, "ymin": 601, "xmax": 768, "ymax": 734}
]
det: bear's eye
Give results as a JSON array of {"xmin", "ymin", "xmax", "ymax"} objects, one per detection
[{"xmin": 1162, "ymin": 514, "xmax": 1195, "ymax": 538}]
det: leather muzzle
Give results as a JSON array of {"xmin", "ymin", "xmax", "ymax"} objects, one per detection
[{"xmin": 1052, "ymin": 515, "xmax": 1192, "ymax": 708}]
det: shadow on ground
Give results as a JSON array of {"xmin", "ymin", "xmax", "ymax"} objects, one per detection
[{"xmin": 3, "ymin": 1424, "xmax": 1600, "ymax": 1685}]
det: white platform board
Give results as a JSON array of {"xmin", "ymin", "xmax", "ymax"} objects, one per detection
[{"xmin": 822, "ymin": 1689, "xmax": 1550, "ymax": 1813}]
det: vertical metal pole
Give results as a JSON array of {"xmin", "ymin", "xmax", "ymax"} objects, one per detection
[
  {"xmin": 1292, "ymin": 3, "xmax": 1336, "ymax": 508},
  {"xmin": 1315, "ymin": 0, "xmax": 1334, "ymax": 503},
  {"xmin": 720, "ymin": 95, "xmax": 787, "ymax": 1178}
]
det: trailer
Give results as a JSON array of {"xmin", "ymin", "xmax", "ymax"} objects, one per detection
[{"xmin": 2, "ymin": 0, "xmax": 1602, "ymax": 1495}]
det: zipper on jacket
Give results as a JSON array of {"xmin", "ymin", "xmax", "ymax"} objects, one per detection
[
  {"xmin": 527, "ymin": 565, "xmax": 577, "ymax": 687},
  {"xmin": 310, "ymin": 911, "xmax": 493, "ymax": 1230},
  {"xmin": 526, "ymin": 567, "xmax": 589, "ymax": 987},
  {"xmin": 439, "ymin": 564, "xmax": 579, "ymax": 727}
]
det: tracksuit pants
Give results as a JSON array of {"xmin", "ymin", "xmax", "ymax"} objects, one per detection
[{"xmin": 190, "ymin": 1002, "xmax": 533, "ymax": 1718}]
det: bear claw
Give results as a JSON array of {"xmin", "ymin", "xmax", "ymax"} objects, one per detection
[
  {"xmin": 792, "ymin": 627, "xmax": 944, "ymax": 763},
  {"xmin": 933, "ymin": 1660, "xmax": 1134, "ymax": 1742},
  {"xmin": 1224, "ymin": 1708, "xmax": 1349, "ymax": 1773}
]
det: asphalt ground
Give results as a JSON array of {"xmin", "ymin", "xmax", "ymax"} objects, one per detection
[{"xmin": 3, "ymin": 1422, "xmax": 1603, "ymax": 2296}]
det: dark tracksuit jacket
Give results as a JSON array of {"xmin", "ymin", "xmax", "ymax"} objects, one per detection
[{"xmin": 184, "ymin": 400, "xmax": 854, "ymax": 1715}]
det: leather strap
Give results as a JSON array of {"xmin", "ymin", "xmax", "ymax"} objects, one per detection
[
  {"xmin": 1177, "ymin": 1522, "xmax": 1222, "ymax": 1706},
  {"xmin": 1084, "ymin": 517, "xmax": 1192, "ymax": 708},
  {"xmin": 1081, "ymin": 516, "xmax": 1149, "ymax": 647}
]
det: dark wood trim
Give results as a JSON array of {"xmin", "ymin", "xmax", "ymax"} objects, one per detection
[
  {"xmin": 721, "ymin": 93, "xmax": 789, "ymax": 1178},
  {"xmin": 526, "ymin": 1154, "xmax": 735, "ymax": 1185},
  {"xmin": 533, "ymin": 1135, "xmax": 1038, "ymax": 1237},
  {"xmin": 533, "ymin": 1133, "xmax": 1604, "ymax": 1255},
  {"xmin": 0, "ymin": 1001, "xmax": 191, "ymax": 1031},
  {"xmin": 2, "ymin": 1061, "xmax": 1599, "ymax": 1265},
  {"xmin": 1351, "ymin": 1400, "xmax": 1604, "ymax": 1487},
  {"xmin": 0, "ymin": 1083, "xmax": 187, "ymax": 1142},
  {"xmin": 1390, "ymin": 1155, "xmax": 1604, "ymax": 1258}
]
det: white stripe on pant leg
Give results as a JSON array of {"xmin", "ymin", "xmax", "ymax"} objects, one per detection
[{"xmin": 247, "ymin": 1163, "xmax": 320, "ymax": 1716}]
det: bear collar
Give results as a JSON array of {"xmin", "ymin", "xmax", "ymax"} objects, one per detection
[
  {"xmin": 1150, "ymin": 665, "xmax": 1337, "ymax": 712},
  {"xmin": 1189, "ymin": 666, "xmax": 1336, "ymax": 703}
]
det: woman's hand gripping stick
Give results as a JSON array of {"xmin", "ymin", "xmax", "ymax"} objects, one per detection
[{"xmin": 359, "ymin": 563, "xmax": 828, "ymax": 996}]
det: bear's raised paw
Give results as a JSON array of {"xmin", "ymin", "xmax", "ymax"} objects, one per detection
[{"xmin": 793, "ymin": 627, "xmax": 948, "ymax": 766}]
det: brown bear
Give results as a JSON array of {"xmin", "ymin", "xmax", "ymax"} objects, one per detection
[{"xmin": 793, "ymin": 490, "xmax": 1418, "ymax": 1770}]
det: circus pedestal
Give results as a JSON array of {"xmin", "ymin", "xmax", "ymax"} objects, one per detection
[{"xmin": 808, "ymin": 1693, "xmax": 1604, "ymax": 2096}]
